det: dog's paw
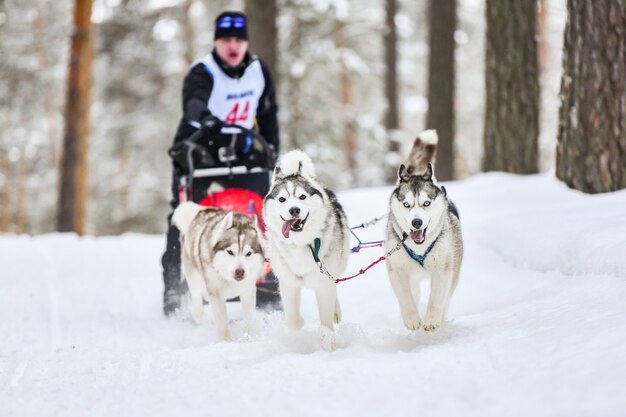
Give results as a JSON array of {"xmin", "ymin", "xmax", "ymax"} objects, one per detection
[
  {"xmin": 320, "ymin": 329, "xmax": 337, "ymax": 352},
  {"xmin": 217, "ymin": 329, "xmax": 232, "ymax": 342},
  {"xmin": 401, "ymin": 310, "xmax": 422, "ymax": 331},
  {"xmin": 191, "ymin": 307, "xmax": 205, "ymax": 324},
  {"xmin": 422, "ymin": 315, "xmax": 442, "ymax": 333},
  {"xmin": 286, "ymin": 315, "xmax": 304, "ymax": 330}
]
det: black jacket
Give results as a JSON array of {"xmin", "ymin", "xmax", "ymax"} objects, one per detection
[{"xmin": 174, "ymin": 50, "xmax": 280, "ymax": 153}]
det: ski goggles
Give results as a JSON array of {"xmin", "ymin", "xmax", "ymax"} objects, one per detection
[{"xmin": 217, "ymin": 16, "xmax": 246, "ymax": 29}]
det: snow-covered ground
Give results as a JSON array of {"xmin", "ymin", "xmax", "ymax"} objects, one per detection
[{"xmin": 1, "ymin": 173, "xmax": 625, "ymax": 417}]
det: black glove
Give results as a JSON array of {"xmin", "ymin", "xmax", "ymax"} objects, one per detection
[
  {"xmin": 201, "ymin": 115, "xmax": 224, "ymax": 136},
  {"xmin": 168, "ymin": 139, "xmax": 214, "ymax": 174}
]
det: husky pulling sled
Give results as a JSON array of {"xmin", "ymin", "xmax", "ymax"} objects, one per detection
[
  {"xmin": 168, "ymin": 122, "xmax": 280, "ymax": 307},
  {"xmin": 170, "ymin": 126, "xmax": 462, "ymax": 338},
  {"xmin": 261, "ymin": 131, "xmax": 463, "ymax": 335}
]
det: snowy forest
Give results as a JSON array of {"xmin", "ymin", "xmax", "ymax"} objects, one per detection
[
  {"xmin": 2, "ymin": 2, "xmax": 626, "ymax": 415},
  {"xmin": 0, "ymin": 0, "xmax": 624, "ymax": 236}
]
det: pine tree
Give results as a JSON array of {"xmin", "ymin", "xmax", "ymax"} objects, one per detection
[
  {"xmin": 483, "ymin": 0, "xmax": 539, "ymax": 174},
  {"xmin": 556, "ymin": 0, "xmax": 626, "ymax": 193}
]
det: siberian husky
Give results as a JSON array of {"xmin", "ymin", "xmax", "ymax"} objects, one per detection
[
  {"xmin": 172, "ymin": 202, "xmax": 265, "ymax": 341},
  {"xmin": 263, "ymin": 150, "xmax": 349, "ymax": 331},
  {"xmin": 385, "ymin": 130, "xmax": 463, "ymax": 333}
]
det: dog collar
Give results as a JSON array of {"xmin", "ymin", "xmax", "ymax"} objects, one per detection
[{"xmin": 402, "ymin": 237, "xmax": 438, "ymax": 266}]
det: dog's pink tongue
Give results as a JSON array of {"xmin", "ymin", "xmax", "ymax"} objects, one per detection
[
  {"xmin": 282, "ymin": 219, "xmax": 297, "ymax": 238},
  {"xmin": 410, "ymin": 229, "xmax": 425, "ymax": 243}
]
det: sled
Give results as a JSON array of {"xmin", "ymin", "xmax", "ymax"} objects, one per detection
[
  {"xmin": 168, "ymin": 123, "xmax": 279, "ymax": 305},
  {"xmin": 197, "ymin": 188, "xmax": 266, "ymax": 232}
]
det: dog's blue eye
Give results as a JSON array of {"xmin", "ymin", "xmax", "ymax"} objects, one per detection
[
  {"xmin": 403, "ymin": 202, "xmax": 410, "ymax": 208},
  {"xmin": 424, "ymin": 201, "xmax": 431, "ymax": 207},
  {"xmin": 299, "ymin": 195, "xmax": 306, "ymax": 200},
  {"xmin": 278, "ymin": 197, "xmax": 286, "ymax": 203},
  {"xmin": 227, "ymin": 250, "xmax": 234, "ymax": 256}
]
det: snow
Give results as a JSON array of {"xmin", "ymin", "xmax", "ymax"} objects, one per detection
[{"xmin": 2, "ymin": 173, "xmax": 626, "ymax": 417}]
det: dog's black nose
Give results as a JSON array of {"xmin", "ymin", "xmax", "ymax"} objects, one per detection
[
  {"xmin": 289, "ymin": 207, "xmax": 300, "ymax": 217},
  {"xmin": 411, "ymin": 218, "xmax": 423, "ymax": 229},
  {"xmin": 234, "ymin": 268, "xmax": 245, "ymax": 281}
]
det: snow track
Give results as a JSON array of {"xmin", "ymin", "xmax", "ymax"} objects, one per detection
[{"xmin": 1, "ymin": 174, "xmax": 625, "ymax": 417}]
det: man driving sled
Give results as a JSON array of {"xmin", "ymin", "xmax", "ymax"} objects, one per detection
[{"xmin": 161, "ymin": 11, "xmax": 281, "ymax": 316}]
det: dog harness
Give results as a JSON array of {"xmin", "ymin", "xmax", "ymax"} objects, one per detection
[
  {"xmin": 307, "ymin": 234, "xmax": 408, "ymax": 283},
  {"xmin": 401, "ymin": 237, "xmax": 438, "ymax": 267}
]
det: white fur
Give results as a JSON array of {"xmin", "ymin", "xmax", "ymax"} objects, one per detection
[
  {"xmin": 276, "ymin": 149, "xmax": 317, "ymax": 178},
  {"xmin": 264, "ymin": 151, "xmax": 348, "ymax": 336},
  {"xmin": 386, "ymin": 163, "xmax": 463, "ymax": 334},
  {"xmin": 173, "ymin": 204, "xmax": 263, "ymax": 342},
  {"xmin": 418, "ymin": 129, "xmax": 439, "ymax": 145},
  {"xmin": 172, "ymin": 201, "xmax": 204, "ymax": 235}
]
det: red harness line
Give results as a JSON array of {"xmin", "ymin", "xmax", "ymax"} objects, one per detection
[
  {"xmin": 335, "ymin": 254, "xmax": 387, "ymax": 283},
  {"xmin": 264, "ymin": 214, "xmax": 396, "ymax": 284},
  {"xmin": 262, "ymin": 242, "xmax": 388, "ymax": 283},
  {"xmin": 331, "ymin": 236, "xmax": 406, "ymax": 283}
]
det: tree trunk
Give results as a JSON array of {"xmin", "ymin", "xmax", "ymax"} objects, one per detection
[
  {"xmin": 0, "ymin": 152, "xmax": 9, "ymax": 233},
  {"xmin": 33, "ymin": 1, "xmax": 60, "ymax": 169},
  {"xmin": 426, "ymin": 0, "xmax": 456, "ymax": 180},
  {"xmin": 57, "ymin": 0, "xmax": 93, "ymax": 234},
  {"xmin": 288, "ymin": 77, "xmax": 303, "ymax": 150},
  {"xmin": 336, "ymin": 20, "xmax": 356, "ymax": 178},
  {"xmin": 16, "ymin": 145, "xmax": 28, "ymax": 234},
  {"xmin": 245, "ymin": 0, "xmax": 278, "ymax": 84},
  {"xmin": 384, "ymin": 0, "xmax": 400, "ymax": 182},
  {"xmin": 537, "ymin": 0, "xmax": 548, "ymax": 71},
  {"xmin": 556, "ymin": 0, "xmax": 626, "ymax": 193},
  {"xmin": 341, "ymin": 67, "xmax": 356, "ymax": 176},
  {"xmin": 181, "ymin": 0, "xmax": 195, "ymax": 67},
  {"xmin": 483, "ymin": 0, "xmax": 539, "ymax": 174}
]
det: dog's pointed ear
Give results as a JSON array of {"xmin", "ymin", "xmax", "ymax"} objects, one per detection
[
  {"xmin": 211, "ymin": 211, "xmax": 234, "ymax": 247},
  {"xmin": 441, "ymin": 185, "xmax": 447, "ymax": 197},
  {"xmin": 251, "ymin": 214, "xmax": 266, "ymax": 256},
  {"xmin": 273, "ymin": 166, "xmax": 284, "ymax": 180},
  {"xmin": 297, "ymin": 161, "xmax": 303, "ymax": 175},
  {"xmin": 252, "ymin": 214, "xmax": 263, "ymax": 235},
  {"xmin": 423, "ymin": 163, "xmax": 434, "ymax": 181},
  {"xmin": 223, "ymin": 211, "xmax": 234, "ymax": 229},
  {"xmin": 398, "ymin": 164, "xmax": 411, "ymax": 183}
]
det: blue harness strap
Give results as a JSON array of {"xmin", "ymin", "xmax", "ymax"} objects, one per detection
[{"xmin": 402, "ymin": 237, "xmax": 438, "ymax": 266}]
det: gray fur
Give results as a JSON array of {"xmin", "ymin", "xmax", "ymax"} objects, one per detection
[
  {"xmin": 385, "ymin": 135, "xmax": 464, "ymax": 333},
  {"xmin": 174, "ymin": 203, "xmax": 265, "ymax": 341},
  {"xmin": 264, "ymin": 174, "xmax": 324, "ymax": 202},
  {"xmin": 263, "ymin": 150, "xmax": 349, "ymax": 338}
]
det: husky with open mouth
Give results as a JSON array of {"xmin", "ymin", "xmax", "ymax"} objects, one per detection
[
  {"xmin": 386, "ymin": 130, "xmax": 463, "ymax": 333},
  {"xmin": 263, "ymin": 150, "xmax": 349, "ymax": 331}
]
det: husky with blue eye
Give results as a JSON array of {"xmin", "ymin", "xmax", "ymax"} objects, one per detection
[
  {"xmin": 386, "ymin": 130, "xmax": 463, "ymax": 333},
  {"xmin": 172, "ymin": 202, "xmax": 265, "ymax": 341},
  {"xmin": 263, "ymin": 150, "xmax": 349, "ymax": 331}
]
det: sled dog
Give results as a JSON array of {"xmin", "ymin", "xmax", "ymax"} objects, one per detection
[
  {"xmin": 172, "ymin": 202, "xmax": 265, "ymax": 341},
  {"xmin": 263, "ymin": 150, "xmax": 349, "ymax": 330},
  {"xmin": 386, "ymin": 130, "xmax": 463, "ymax": 332}
]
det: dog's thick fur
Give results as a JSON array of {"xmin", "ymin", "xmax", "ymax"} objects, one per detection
[
  {"xmin": 173, "ymin": 202, "xmax": 265, "ymax": 341},
  {"xmin": 386, "ymin": 130, "xmax": 463, "ymax": 332},
  {"xmin": 263, "ymin": 150, "xmax": 349, "ymax": 330}
]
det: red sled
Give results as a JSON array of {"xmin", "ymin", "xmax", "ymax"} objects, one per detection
[
  {"xmin": 197, "ymin": 188, "xmax": 266, "ymax": 232},
  {"xmin": 172, "ymin": 123, "xmax": 277, "ymax": 291}
]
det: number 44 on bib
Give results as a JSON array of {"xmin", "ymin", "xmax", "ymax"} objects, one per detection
[{"xmin": 224, "ymin": 101, "xmax": 249, "ymax": 124}]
